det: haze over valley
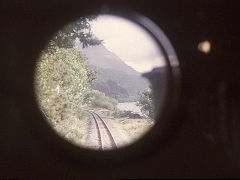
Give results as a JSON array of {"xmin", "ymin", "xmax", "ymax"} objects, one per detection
[{"xmin": 77, "ymin": 43, "xmax": 150, "ymax": 102}]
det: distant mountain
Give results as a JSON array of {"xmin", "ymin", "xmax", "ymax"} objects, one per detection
[
  {"xmin": 77, "ymin": 44, "xmax": 149, "ymax": 102},
  {"xmin": 78, "ymin": 44, "xmax": 140, "ymax": 76},
  {"xmin": 90, "ymin": 65, "xmax": 149, "ymax": 102}
]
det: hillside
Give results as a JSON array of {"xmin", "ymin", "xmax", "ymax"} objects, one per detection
[
  {"xmin": 78, "ymin": 44, "xmax": 140, "ymax": 76},
  {"xmin": 90, "ymin": 65, "xmax": 149, "ymax": 102},
  {"xmin": 77, "ymin": 44, "xmax": 149, "ymax": 102}
]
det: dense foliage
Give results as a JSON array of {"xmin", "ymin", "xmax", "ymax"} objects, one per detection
[
  {"xmin": 138, "ymin": 86, "xmax": 154, "ymax": 118},
  {"xmin": 35, "ymin": 15, "xmax": 105, "ymax": 126},
  {"xmin": 35, "ymin": 46, "xmax": 96, "ymax": 124},
  {"xmin": 86, "ymin": 90, "xmax": 118, "ymax": 110},
  {"xmin": 53, "ymin": 16, "xmax": 102, "ymax": 49}
]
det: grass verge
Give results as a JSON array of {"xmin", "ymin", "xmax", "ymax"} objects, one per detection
[
  {"xmin": 48, "ymin": 110, "xmax": 88, "ymax": 146},
  {"xmin": 87, "ymin": 107, "xmax": 154, "ymax": 142}
]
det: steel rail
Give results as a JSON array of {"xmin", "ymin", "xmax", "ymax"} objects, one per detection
[
  {"xmin": 91, "ymin": 111, "xmax": 117, "ymax": 149},
  {"xmin": 86, "ymin": 110, "xmax": 103, "ymax": 150},
  {"xmin": 86, "ymin": 110, "xmax": 117, "ymax": 149}
]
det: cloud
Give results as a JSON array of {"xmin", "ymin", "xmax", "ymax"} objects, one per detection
[{"xmin": 90, "ymin": 15, "xmax": 166, "ymax": 72}]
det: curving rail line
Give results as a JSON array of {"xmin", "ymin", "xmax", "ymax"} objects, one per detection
[{"xmin": 86, "ymin": 110, "xmax": 117, "ymax": 150}]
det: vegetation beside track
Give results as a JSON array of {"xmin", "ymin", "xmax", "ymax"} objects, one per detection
[{"xmin": 88, "ymin": 107, "xmax": 154, "ymax": 142}]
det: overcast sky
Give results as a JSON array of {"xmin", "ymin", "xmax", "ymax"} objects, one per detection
[{"xmin": 90, "ymin": 15, "xmax": 166, "ymax": 73}]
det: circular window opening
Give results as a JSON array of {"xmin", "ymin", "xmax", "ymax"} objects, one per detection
[{"xmin": 34, "ymin": 14, "xmax": 177, "ymax": 151}]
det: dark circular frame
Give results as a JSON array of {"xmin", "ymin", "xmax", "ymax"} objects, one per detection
[{"xmin": 28, "ymin": 6, "xmax": 181, "ymax": 168}]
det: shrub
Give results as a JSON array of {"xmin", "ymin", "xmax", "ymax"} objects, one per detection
[
  {"xmin": 35, "ymin": 46, "xmax": 93, "ymax": 124},
  {"xmin": 90, "ymin": 90, "xmax": 118, "ymax": 110},
  {"xmin": 138, "ymin": 87, "xmax": 154, "ymax": 118},
  {"xmin": 113, "ymin": 110, "xmax": 143, "ymax": 119}
]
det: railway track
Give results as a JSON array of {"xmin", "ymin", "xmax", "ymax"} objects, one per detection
[{"xmin": 86, "ymin": 110, "xmax": 117, "ymax": 150}]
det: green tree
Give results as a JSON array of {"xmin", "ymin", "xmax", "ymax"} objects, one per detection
[
  {"xmin": 35, "ymin": 16, "xmax": 101, "ymax": 125},
  {"xmin": 85, "ymin": 90, "xmax": 118, "ymax": 110},
  {"xmin": 53, "ymin": 16, "xmax": 102, "ymax": 49},
  {"xmin": 138, "ymin": 86, "xmax": 154, "ymax": 118},
  {"xmin": 35, "ymin": 46, "xmax": 93, "ymax": 123}
]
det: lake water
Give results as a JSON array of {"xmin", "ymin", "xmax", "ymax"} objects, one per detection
[{"xmin": 117, "ymin": 102, "xmax": 143, "ymax": 115}]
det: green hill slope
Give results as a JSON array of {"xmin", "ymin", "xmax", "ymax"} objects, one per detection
[{"xmin": 90, "ymin": 65, "xmax": 149, "ymax": 102}]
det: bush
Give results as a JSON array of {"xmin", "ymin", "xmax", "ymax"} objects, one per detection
[
  {"xmin": 35, "ymin": 46, "xmax": 93, "ymax": 124},
  {"xmin": 113, "ymin": 110, "xmax": 142, "ymax": 119},
  {"xmin": 90, "ymin": 90, "xmax": 118, "ymax": 110},
  {"xmin": 138, "ymin": 87, "xmax": 154, "ymax": 118}
]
